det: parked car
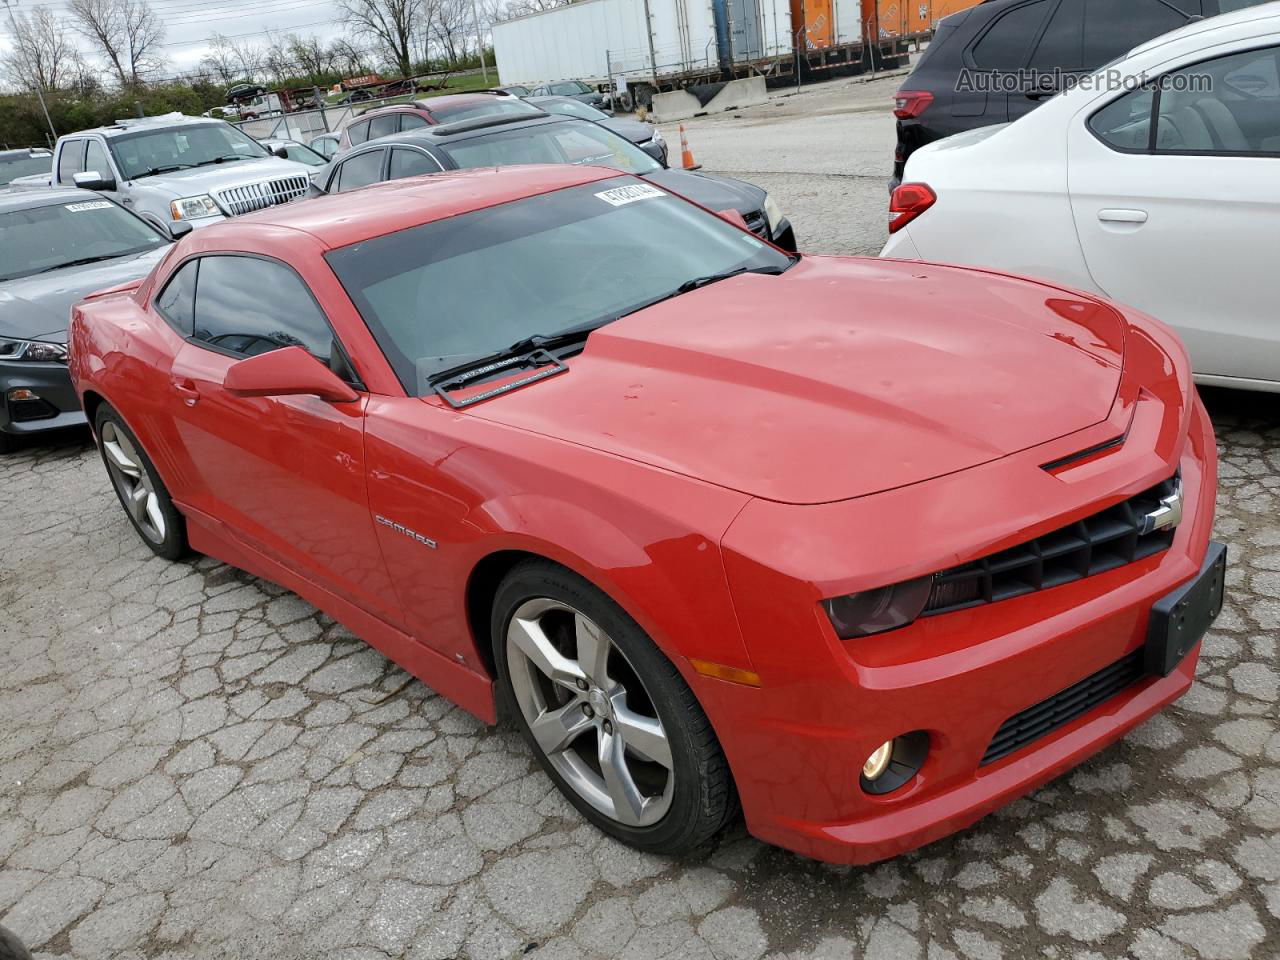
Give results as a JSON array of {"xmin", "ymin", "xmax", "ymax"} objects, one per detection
[
  {"xmin": 259, "ymin": 138, "xmax": 329, "ymax": 167},
  {"xmin": 337, "ymin": 93, "xmax": 541, "ymax": 150},
  {"xmin": 889, "ymin": 0, "xmax": 1268, "ymax": 188},
  {"xmin": 0, "ymin": 148, "xmax": 53, "ymax": 187},
  {"xmin": 309, "ymin": 132, "xmax": 341, "ymax": 159},
  {"xmin": 335, "ymin": 88, "xmax": 376, "ymax": 105},
  {"xmin": 0, "ymin": 188, "xmax": 173, "ymax": 453},
  {"xmin": 70, "ymin": 165, "xmax": 1221, "ymax": 864},
  {"xmin": 314, "ymin": 114, "xmax": 795, "ymax": 250},
  {"xmin": 881, "ymin": 5, "xmax": 1280, "ymax": 393},
  {"xmin": 526, "ymin": 94, "xmax": 668, "ymax": 164},
  {"xmin": 20, "ymin": 114, "xmax": 314, "ymax": 234},
  {"xmin": 529, "ymin": 79, "xmax": 606, "ymax": 109}
]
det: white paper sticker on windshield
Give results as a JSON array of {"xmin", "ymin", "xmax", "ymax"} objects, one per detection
[
  {"xmin": 64, "ymin": 201, "xmax": 112, "ymax": 212},
  {"xmin": 595, "ymin": 184, "xmax": 665, "ymax": 207}
]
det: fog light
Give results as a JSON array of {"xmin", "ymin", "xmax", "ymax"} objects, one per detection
[
  {"xmin": 860, "ymin": 731, "xmax": 930, "ymax": 796},
  {"xmin": 8, "ymin": 389, "xmax": 37, "ymax": 402},
  {"xmin": 862, "ymin": 741, "xmax": 894, "ymax": 781}
]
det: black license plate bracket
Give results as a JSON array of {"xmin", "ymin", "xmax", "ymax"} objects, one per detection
[{"xmin": 1145, "ymin": 541, "xmax": 1227, "ymax": 677}]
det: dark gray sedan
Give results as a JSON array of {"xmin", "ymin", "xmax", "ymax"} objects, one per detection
[
  {"xmin": 525, "ymin": 95, "xmax": 668, "ymax": 165},
  {"xmin": 0, "ymin": 189, "xmax": 171, "ymax": 452},
  {"xmin": 310, "ymin": 115, "xmax": 795, "ymax": 252}
]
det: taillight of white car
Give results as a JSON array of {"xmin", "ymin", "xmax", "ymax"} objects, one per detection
[{"xmin": 888, "ymin": 183, "xmax": 936, "ymax": 233}]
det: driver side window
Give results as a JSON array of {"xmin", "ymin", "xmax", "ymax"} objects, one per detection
[{"xmin": 189, "ymin": 256, "xmax": 345, "ymax": 375}]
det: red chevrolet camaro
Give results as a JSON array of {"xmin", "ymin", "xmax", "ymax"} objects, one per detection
[{"xmin": 70, "ymin": 165, "xmax": 1224, "ymax": 864}]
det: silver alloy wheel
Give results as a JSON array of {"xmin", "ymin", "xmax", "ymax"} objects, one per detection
[
  {"xmin": 507, "ymin": 598, "xmax": 674, "ymax": 827},
  {"xmin": 100, "ymin": 421, "xmax": 167, "ymax": 545}
]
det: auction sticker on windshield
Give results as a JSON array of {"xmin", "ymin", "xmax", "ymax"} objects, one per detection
[
  {"xmin": 595, "ymin": 184, "xmax": 665, "ymax": 206},
  {"xmin": 65, "ymin": 201, "xmax": 113, "ymax": 212}
]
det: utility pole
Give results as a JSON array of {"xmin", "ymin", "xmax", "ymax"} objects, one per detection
[
  {"xmin": 2, "ymin": 0, "xmax": 57, "ymax": 140},
  {"xmin": 471, "ymin": 0, "xmax": 489, "ymax": 83}
]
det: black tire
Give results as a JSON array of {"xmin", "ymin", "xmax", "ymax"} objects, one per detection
[
  {"xmin": 0, "ymin": 924, "xmax": 34, "ymax": 960},
  {"xmin": 492, "ymin": 559, "xmax": 737, "ymax": 855},
  {"xmin": 94, "ymin": 402, "xmax": 189, "ymax": 561},
  {"xmin": 0, "ymin": 431, "xmax": 13, "ymax": 455}
]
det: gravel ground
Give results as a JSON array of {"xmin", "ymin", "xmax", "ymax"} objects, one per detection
[{"xmin": 2, "ymin": 72, "xmax": 1279, "ymax": 960}]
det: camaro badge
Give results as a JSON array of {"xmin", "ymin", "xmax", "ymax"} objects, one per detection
[{"xmin": 375, "ymin": 515, "xmax": 437, "ymax": 549}]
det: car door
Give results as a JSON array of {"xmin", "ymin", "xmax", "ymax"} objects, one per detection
[
  {"xmin": 1067, "ymin": 43, "xmax": 1280, "ymax": 385},
  {"xmin": 164, "ymin": 252, "xmax": 403, "ymax": 624}
]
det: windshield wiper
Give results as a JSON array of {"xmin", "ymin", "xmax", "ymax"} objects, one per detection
[
  {"xmin": 32, "ymin": 254, "xmax": 125, "ymax": 275},
  {"xmin": 189, "ymin": 154, "xmax": 249, "ymax": 168},
  {"xmin": 142, "ymin": 163, "xmax": 195, "ymax": 176}
]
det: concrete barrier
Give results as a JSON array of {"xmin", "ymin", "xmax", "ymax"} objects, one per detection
[{"xmin": 650, "ymin": 76, "xmax": 768, "ymax": 123}]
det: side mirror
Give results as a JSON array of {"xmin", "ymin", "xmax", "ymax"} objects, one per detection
[
  {"xmin": 222, "ymin": 346, "xmax": 358, "ymax": 403},
  {"xmin": 600, "ymin": 108, "xmax": 616, "ymax": 117},
  {"xmin": 74, "ymin": 170, "xmax": 115, "ymax": 191},
  {"xmin": 168, "ymin": 221, "xmax": 193, "ymax": 240},
  {"xmin": 716, "ymin": 208, "xmax": 750, "ymax": 231},
  {"xmin": 272, "ymin": 145, "xmax": 290, "ymax": 159}
]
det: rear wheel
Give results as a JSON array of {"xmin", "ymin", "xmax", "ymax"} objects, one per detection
[
  {"xmin": 493, "ymin": 559, "xmax": 736, "ymax": 855},
  {"xmin": 95, "ymin": 403, "xmax": 188, "ymax": 560}
]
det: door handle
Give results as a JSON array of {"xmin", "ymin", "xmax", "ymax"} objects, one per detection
[
  {"xmin": 1098, "ymin": 208, "xmax": 1148, "ymax": 224},
  {"xmin": 173, "ymin": 378, "xmax": 200, "ymax": 406}
]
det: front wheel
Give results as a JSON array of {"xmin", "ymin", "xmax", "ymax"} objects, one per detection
[
  {"xmin": 493, "ymin": 559, "xmax": 737, "ymax": 855},
  {"xmin": 95, "ymin": 403, "xmax": 188, "ymax": 560}
]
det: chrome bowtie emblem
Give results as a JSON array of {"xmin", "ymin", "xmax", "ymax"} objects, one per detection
[{"xmin": 1139, "ymin": 481, "xmax": 1183, "ymax": 535}]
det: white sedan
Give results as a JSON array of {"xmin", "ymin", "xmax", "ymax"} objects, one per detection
[{"xmin": 880, "ymin": 4, "xmax": 1280, "ymax": 393}]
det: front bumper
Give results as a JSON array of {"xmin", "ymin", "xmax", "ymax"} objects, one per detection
[
  {"xmin": 0, "ymin": 358, "xmax": 85, "ymax": 439},
  {"xmin": 703, "ymin": 392, "xmax": 1218, "ymax": 864}
]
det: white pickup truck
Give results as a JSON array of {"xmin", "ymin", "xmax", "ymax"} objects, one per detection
[{"xmin": 19, "ymin": 112, "xmax": 313, "ymax": 235}]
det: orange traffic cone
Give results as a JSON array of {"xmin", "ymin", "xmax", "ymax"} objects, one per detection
[{"xmin": 678, "ymin": 124, "xmax": 701, "ymax": 170}]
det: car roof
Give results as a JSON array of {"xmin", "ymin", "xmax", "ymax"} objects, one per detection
[
  {"xmin": 370, "ymin": 112, "xmax": 567, "ymax": 146},
  {"xmin": 70, "ymin": 112, "xmax": 230, "ymax": 139},
  {"xmin": 0, "ymin": 186, "xmax": 96, "ymax": 211},
  {"xmin": 197, "ymin": 164, "xmax": 622, "ymax": 250}
]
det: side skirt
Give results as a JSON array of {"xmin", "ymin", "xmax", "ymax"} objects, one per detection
[{"xmin": 181, "ymin": 504, "xmax": 497, "ymax": 724}]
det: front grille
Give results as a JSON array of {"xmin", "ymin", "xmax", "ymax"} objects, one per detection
[
  {"xmin": 744, "ymin": 209, "xmax": 768, "ymax": 237},
  {"xmin": 925, "ymin": 474, "xmax": 1180, "ymax": 616},
  {"xmin": 214, "ymin": 175, "xmax": 310, "ymax": 216},
  {"xmin": 982, "ymin": 649, "xmax": 1144, "ymax": 765}
]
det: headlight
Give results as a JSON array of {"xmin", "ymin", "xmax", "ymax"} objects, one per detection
[
  {"xmin": 169, "ymin": 195, "xmax": 221, "ymax": 220},
  {"xmin": 0, "ymin": 338, "xmax": 68, "ymax": 362},
  {"xmin": 763, "ymin": 193, "xmax": 784, "ymax": 232},
  {"xmin": 822, "ymin": 575, "xmax": 934, "ymax": 639}
]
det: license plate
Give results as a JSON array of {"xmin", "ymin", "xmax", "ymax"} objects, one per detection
[{"xmin": 1145, "ymin": 541, "xmax": 1227, "ymax": 677}]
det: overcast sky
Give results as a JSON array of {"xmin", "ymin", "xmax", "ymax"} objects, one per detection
[{"xmin": 2, "ymin": 0, "xmax": 352, "ymax": 79}]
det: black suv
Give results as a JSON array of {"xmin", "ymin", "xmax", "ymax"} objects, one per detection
[{"xmin": 891, "ymin": 0, "xmax": 1265, "ymax": 186}]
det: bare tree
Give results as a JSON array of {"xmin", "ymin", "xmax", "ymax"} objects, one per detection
[
  {"xmin": 198, "ymin": 34, "xmax": 240, "ymax": 85},
  {"xmin": 68, "ymin": 0, "xmax": 165, "ymax": 87},
  {"xmin": 288, "ymin": 34, "xmax": 336, "ymax": 80},
  {"xmin": 329, "ymin": 38, "xmax": 372, "ymax": 77},
  {"xmin": 432, "ymin": 0, "xmax": 473, "ymax": 67},
  {"xmin": 339, "ymin": 0, "xmax": 427, "ymax": 77},
  {"xmin": 1, "ymin": 5, "xmax": 82, "ymax": 92},
  {"xmin": 497, "ymin": 0, "xmax": 571, "ymax": 20}
]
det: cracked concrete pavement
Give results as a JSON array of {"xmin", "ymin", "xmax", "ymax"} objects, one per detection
[{"xmin": 3, "ymin": 72, "xmax": 1280, "ymax": 960}]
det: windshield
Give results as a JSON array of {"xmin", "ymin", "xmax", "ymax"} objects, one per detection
[
  {"xmin": 540, "ymin": 98, "xmax": 607, "ymax": 121},
  {"xmin": 326, "ymin": 177, "xmax": 793, "ymax": 395},
  {"xmin": 550, "ymin": 81, "xmax": 590, "ymax": 96},
  {"xmin": 439, "ymin": 120, "xmax": 660, "ymax": 175},
  {"xmin": 0, "ymin": 199, "xmax": 167, "ymax": 282},
  {"xmin": 276, "ymin": 142, "xmax": 327, "ymax": 166},
  {"xmin": 429, "ymin": 97, "xmax": 541, "ymax": 124},
  {"xmin": 110, "ymin": 123, "xmax": 269, "ymax": 179},
  {"xmin": 0, "ymin": 152, "xmax": 53, "ymax": 186}
]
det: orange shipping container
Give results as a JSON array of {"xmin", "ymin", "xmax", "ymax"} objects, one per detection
[
  {"xmin": 865, "ymin": 0, "xmax": 983, "ymax": 41},
  {"xmin": 789, "ymin": 0, "xmax": 863, "ymax": 50}
]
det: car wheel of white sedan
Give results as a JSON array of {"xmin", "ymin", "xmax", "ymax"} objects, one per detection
[{"xmin": 493, "ymin": 559, "xmax": 737, "ymax": 854}]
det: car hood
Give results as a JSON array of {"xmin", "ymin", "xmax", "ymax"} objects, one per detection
[
  {"xmin": 643, "ymin": 168, "xmax": 764, "ymax": 216},
  {"xmin": 602, "ymin": 117, "xmax": 656, "ymax": 144},
  {"xmin": 0, "ymin": 246, "xmax": 167, "ymax": 342},
  {"xmin": 130, "ymin": 156, "xmax": 313, "ymax": 197},
  {"xmin": 464, "ymin": 256, "xmax": 1128, "ymax": 505}
]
